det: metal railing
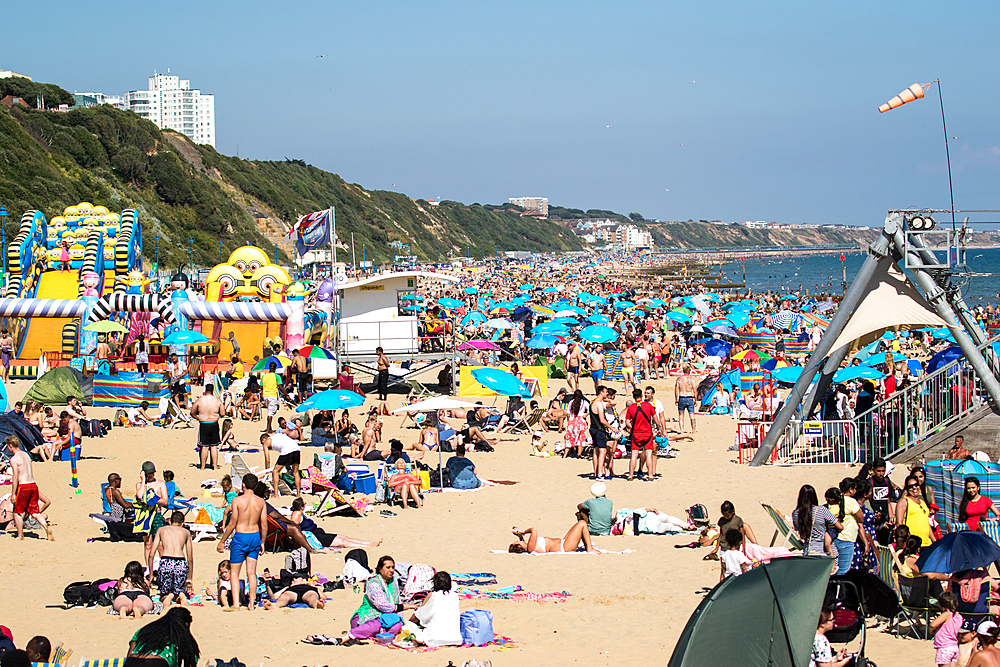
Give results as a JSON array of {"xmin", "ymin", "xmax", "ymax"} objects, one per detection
[
  {"xmin": 773, "ymin": 420, "xmax": 861, "ymax": 465},
  {"xmin": 850, "ymin": 333, "xmax": 1000, "ymax": 460}
]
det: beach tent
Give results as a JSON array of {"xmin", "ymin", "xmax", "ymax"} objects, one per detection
[
  {"xmin": 25, "ymin": 367, "xmax": 94, "ymax": 406},
  {"xmin": 0, "ymin": 412, "xmax": 44, "ymax": 459},
  {"xmin": 668, "ymin": 555, "xmax": 832, "ymax": 667}
]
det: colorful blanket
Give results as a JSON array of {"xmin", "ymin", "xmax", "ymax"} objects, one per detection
[{"xmin": 457, "ymin": 585, "xmax": 571, "ymax": 603}]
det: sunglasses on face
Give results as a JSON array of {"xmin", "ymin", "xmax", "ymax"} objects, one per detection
[{"xmin": 906, "ymin": 484, "xmax": 920, "ymax": 489}]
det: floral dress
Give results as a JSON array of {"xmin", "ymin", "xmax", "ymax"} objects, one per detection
[
  {"xmin": 853, "ymin": 504, "xmax": 878, "ymax": 574},
  {"xmin": 564, "ymin": 400, "xmax": 592, "ymax": 451}
]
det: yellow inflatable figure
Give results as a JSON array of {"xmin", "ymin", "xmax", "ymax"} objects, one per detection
[{"xmin": 204, "ymin": 246, "xmax": 290, "ymax": 301}]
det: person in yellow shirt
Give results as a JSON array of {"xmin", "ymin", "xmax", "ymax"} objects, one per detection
[{"xmin": 262, "ymin": 361, "xmax": 283, "ymax": 434}]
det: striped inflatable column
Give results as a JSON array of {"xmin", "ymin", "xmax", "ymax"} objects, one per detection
[
  {"xmin": 62, "ymin": 321, "xmax": 79, "ymax": 357},
  {"xmin": 88, "ymin": 294, "xmax": 173, "ymax": 323},
  {"xmin": 6, "ymin": 210, "xmax": 38, "ymax": 297},
  {"xmin": 114, "ymin": 210, "xmax": 136, "ymax": 294}
]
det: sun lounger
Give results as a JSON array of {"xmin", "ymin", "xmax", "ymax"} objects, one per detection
[
  {"xmin": 165, "ymin": 400, "xmax": 194, "ymax": 429},
  {"xmin": 306, "ymin": 466, "xmax": 351, "ymax": 517}
]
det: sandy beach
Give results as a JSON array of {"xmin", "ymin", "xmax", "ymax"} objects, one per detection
[{"xmin": 0, "ymin": 368, "xmax": 937, "ymax": 667}]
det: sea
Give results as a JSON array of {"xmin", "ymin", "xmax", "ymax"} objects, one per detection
[{"xmin": 716, "ymin": 247, "xmax": 1000, "ymax": 306}]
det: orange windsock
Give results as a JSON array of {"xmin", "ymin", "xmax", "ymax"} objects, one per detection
[{"xmin": 878, "ymin": 83, "xmax": 932, "ymax": 113}]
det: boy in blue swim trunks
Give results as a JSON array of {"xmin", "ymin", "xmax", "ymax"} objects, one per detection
[{"xmin": 217, "ymin": 473, "xmax": 268, "ymax": 610}]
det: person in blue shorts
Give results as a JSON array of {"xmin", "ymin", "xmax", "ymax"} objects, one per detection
[
  {"xmin": 588, "ymin": 344, "xmax": 606, "ymax": 395},
  {"xmin": 217, "ymin": 474, "xmax": 268, "ymax": 610}
]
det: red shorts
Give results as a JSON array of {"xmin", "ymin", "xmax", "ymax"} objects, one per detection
[
  {"xmin": 15, "ymin": 483, "xmax": 40, "ymax": 515},
  {"xmin": 631, "ymin": 433, "xmax": 654, "ymax": 451}
]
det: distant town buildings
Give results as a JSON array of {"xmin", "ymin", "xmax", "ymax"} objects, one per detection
[
  {"xmin": 571, "ymin": 219, "xmax": 652, "ymax": 249},
  {"xmin": 123, "ymin": 72, "xmax": 216, "ymax": 147},
  {"xmin": 508, "ymin": 197, "xmax": 548, "ymax": 218},
  {"xmin": 0, "ymin": 69, "xmax": 31, "ymax": 81},
  {"xmin": 72, "ymin": 92, "xmax": 126, "ymax": 110}
]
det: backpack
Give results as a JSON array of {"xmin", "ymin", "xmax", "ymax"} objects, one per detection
[
  {"xmin": 687, "ymin": 504, "xmax": 710, "ymax": 526},
  {"xmin": 460, "ymin": 609, "xmax": 494, "ymax": 646},
  {"xmin": 63, "ymin": 580, "xmax": 100, "ymax": 607},
  {"xmin": 92, "ymin": 578, "xmax": 118, "ymax": 606}
]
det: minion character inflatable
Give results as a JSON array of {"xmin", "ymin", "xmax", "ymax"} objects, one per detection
[{"xmin": 204, "ymin": 246, "xmax": 290, "ymax": 302}]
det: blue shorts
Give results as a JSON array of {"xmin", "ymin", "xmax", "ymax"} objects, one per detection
[
  {"xmin": 677, "ymin": 397, "xmax": 695, "ymax": 414},
  {"xmin": 591, "ymin": 370, "xmax": 604, "ymax": 382},
  {"xmin": 230, "ymin": 531, "xmax": 262, "ymax": 564}
]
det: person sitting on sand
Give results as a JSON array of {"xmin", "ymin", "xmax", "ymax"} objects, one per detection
[
  {"xmin": 342, "ymin": 555, "xmax": 417, "ymax": 645},
  {"xmin": 288, "ymin": 497, "xmax": 381, "ymax": 550},
  {"xmin": 114, "ymin": 560, "xmax": 154, "ymax": 618},
  {"xmin": 127, "ymin": 607, "xmax": 199, "ymax": 667},
  {"xmin": 388, "ymin": 460, "xmax": 423, "ymax": 509},
  {"xmin": 262, "ymin": 576, "xmax": 324, "ymax": 610},
  {"xmin": 509, "ymin": 521, "xmax": 599, "ymax": 554},
  {"xmin": 403, "ymin": 571, "xmax": 464, "ymax": 648},
  {"xmin": 412, "ymin": 424, "xmax": 438, "ymax": 454}
]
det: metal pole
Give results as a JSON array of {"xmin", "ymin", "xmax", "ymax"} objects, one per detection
[
  {"xmin": 751, "ymin": 227, "xmax": 895, "ymax": 466},
  {"xmin": 935, "ymin": 80, "xmax": 957, "ymax": 231},
  {"xmin": 351, "ymin": 232, "xmax": 356, "ymax": 277},
  {"xmin": 891, "ymin": 223, "xmax": 1000, "ymax": 407},
  {"xmin": 189, "ymin": 238, "xmax": 194, "ymax": 281},
  {"xmin": 219, "ymin": 240, "xmax": 224, "ymax": 263}
]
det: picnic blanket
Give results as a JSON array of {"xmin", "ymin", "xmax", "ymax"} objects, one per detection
[
  {"xmin": 457, "ymin": 585, "xmax": 572, "ymax": 603},
  {"xmin": 490, "ymin": 548, "xmax": 634, "ymax": 555},
  {"xmin": 382, "ymin": 632, "xmax": 519, "ymax": 653}
]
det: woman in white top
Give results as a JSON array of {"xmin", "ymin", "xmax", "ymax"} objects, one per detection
[
  {"xmin": 405, "ymin": 572, "xmax": 463, "ymax": 647},
  {"xmin": 709, "ymin": 382, "xmax": 731, "ymax": 414}
]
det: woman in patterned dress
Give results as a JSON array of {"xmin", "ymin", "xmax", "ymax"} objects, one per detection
[{"xmin": 563, "ymin": 389, "xmax": 592, "ymax": 458}]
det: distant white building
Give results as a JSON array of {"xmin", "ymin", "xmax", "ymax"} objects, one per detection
[
  {"xmin": 72, "ymin": 92, "xmax": 126, "ymax": 110},
  {"xmin": 124, "ymin": 72, "xmax": 215, "ymax": 147},
  {"xmin": 508, "ymin": 197, "xmax": 548, "ymax": 217},
  {"xmin": 0, "ymin": 69, "xmax": 31, "ymax": 81}
]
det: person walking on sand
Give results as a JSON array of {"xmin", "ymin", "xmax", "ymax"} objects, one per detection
[
  {"xmin": 148, "ymin": 511, "xmax": 194, "ymax": 606},
  {"xmin": 0, "ymin": 329, "xmax": 13, "ymax": 384},
  {"xmin": 674, "ymin": 364, "xmax": 697, "ymax": 434},
  {"xmin": 7, "ymin": 436, "xmax": 53, "ymax": 540},
  {"xmin": 134, "ymin": 461, "xmax": 169, "ymax": 566},
  {"xmin": 566, "ymin": 343, "xmax": 582, "ymax": 393},
  {"xmin": 588, "ymin": 344, "xmax": 606, "ymax": 395},
  {"xmin": 190, "ymin": 384, "xmax": 223, "ymax": 470},
  {"xmin": 217, "ymin": 474, "xmax": 268, "ymax": 610}
]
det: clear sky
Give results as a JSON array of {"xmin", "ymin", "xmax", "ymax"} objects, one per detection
[{"xmin": 5, "ymin": 1, "xmax": 999, "ymax": 226}]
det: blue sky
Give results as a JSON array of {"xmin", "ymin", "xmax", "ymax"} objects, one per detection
[{"xmin": 6, "ymin": 1, "xmax": 999, "ymax": 225}]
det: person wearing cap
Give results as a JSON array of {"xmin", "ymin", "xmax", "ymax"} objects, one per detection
[
  {"xmin": 578, "ymin": 482, "xmax": 613, "ymax": 536},
  {"xmin": 970, "ymin": 620, "xmax": 1000, "ymax": 667},
  {"xmin": 134, "ymin": 461, "xmax": 169, "ymax": 565}
]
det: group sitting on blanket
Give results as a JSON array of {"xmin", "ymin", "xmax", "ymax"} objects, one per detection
[{"xmin": 334, "ymin": 553, "xmax": 465, "ymax": 648}]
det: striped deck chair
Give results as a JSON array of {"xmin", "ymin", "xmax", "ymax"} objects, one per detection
[
  {"xmin": 231, "ymin": 453, "xmax": 293, "ymax": 495},
  {"xmin": 306, "ymin": 466, "xmax": 349, "ymax": 517},
  {"xmin": 78, "ymin": 660, "xmax": 124, "ymax": 667},
  {"xmin": 603, "ymin": 350, "xmax": 623, "ymax": 381},
  {"xmin": 759, "ymin": 502, "xmax": 803, "ymax": 550},
  {"xmin": 510, "ymin": 407, "xmax": 545, "ymax": 434},
  {"xmin": 873, "ymin": 544, "xmax": 927, "ymax": 637},
  {"xmin": 741, "ymin": 372, "xmax": 765, "ymax": 393}
]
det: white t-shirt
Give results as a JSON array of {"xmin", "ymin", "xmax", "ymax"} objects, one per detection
[
  {"xmin": 635, "ymin": 347, "xmax": 648, "ymax": 361},
  {"xmin": 711, "ymin": 390, "xmax": 730, "ymax": 408},
  {"xmin": 569, "ymin": 400, "xmax": 591, "ymax": 418},
  {"xmin": 270, "ymin": 432, "xmax": 300, "ymax": 456},
  {"xmin": 412, "ymin": 590, "xmax": 463, "ymax": 647},
  {"xmin": 721, "ymin": 549, "xmax": 752, "ymax": 577},
  {"xmin": 651, "ymin": 398, "xmax": 665, "ymax": 417}
]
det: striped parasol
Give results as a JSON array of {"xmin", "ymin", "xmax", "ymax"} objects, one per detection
[{"xmin": 770, "ymin": 310, "xmax": 801, "ymax": 331}]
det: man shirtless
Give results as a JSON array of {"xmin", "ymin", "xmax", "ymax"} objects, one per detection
[
  {"xmin": 619, "ymin": 346, "xmax": 637, "ymax": 391},
  {"xmin": 291, "ymin": 349, "xmax": 309, "ymax": 403},
  {"xmin": 566, "ymin": 344, "xmax": 582, "ymax": 392},
  {"xmin": 588, "ymin": 344, "xmax": 606, "ymax": 395},
  {"xmin": 94, "ymin": 336, "xmax": 112, "ymax": 369},
  {"xmin": 674, "ymin": 364, "xmax": 697, "ymax": 434},
  {"xmin": 359, "ymin": 416, "xmax": 381, "ymax": 459},
  {"xmin": 376, "ymin": 347, "xmax": 390, "ymax": 401},
  {"xmin": 148, "ymin": 511, "xmax": 193, "ymax": 605},
  {"xmin": 190, "ymin": 384, "xmax": 223, "ymax": 470},
  {"xmin": 7, "ymin": 435, "xmax": 53, "ymax": 540},
  {"xmin": 217, "ymin": 474, "xmax": 268, "ymax": 610},
  {"xmin": 52, "ymin": 411, "xmax": 83, "ymax": 460},
  {"xmin": 66, "ymin": 396, "xmax": 87, "ymax": 421}
]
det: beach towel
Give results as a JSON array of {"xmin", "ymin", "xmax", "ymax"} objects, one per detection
[
  {"xmin": 490, "ymin": 548, "xmax": 634, "ymax": 555},
  {"xmin": 743, "ymin": 541, "xmax": 794, "ymax": 563}
]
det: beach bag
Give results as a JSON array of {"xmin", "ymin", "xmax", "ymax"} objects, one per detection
[
  {"xmin": 92, "ymin": 578, "xmax": 118, "ymax": 606},
  {"xmin": 63, "ymin": 581, "xmax": 99, "ymax": 607},
  {"xmin": 687, "ymin": 504, "xmax": 710, "ymax": 526},
  {"xmin": 460, "ymin": 609, "xmax": 494, "ymax": 646}
]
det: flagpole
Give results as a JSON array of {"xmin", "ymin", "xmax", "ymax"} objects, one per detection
[{"xmin": 351, "ymin": 232, "xmax": 357, "ymax": 277}]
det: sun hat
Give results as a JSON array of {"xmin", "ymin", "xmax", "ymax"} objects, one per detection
[{"xmin": 591, "ymin": 481, "xmax": 606, "ymax": 497}]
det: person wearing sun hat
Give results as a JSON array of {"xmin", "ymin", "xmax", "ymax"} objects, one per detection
[{"xmin": 577, "ymin": 481, "xmax": 613, "ymax": 536}]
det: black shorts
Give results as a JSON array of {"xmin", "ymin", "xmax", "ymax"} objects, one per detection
[
  {"xmin": 276, "ymin": 451, "xmax": 301, "ymax": 467},
  {"xmin": 589, "ymin": 427, "xmax": 608, "ymax": 449},
  {"xmin": 199, "ymin": 421, "xmax": 221, "ymax": 446}
]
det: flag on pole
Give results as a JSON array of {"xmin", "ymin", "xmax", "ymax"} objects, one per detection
[{"xmin": 289, "ymin": 209, "xmax": 333, "ymax": 255}]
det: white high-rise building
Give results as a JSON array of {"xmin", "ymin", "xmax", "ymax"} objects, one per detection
[{"xmin": 124, "ymin": 72, "xmax": 215, "ymax": 147}]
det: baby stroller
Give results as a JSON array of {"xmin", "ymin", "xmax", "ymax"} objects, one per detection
[{"xmin": 825, "ymin": 572, "xmax": 891, "ymax": 667}]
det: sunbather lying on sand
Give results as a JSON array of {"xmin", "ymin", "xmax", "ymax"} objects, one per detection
[{"xmin": 509, "ymin": 522, "xmax": 599, "ymax": 554}]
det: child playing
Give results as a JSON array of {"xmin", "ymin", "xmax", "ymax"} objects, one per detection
[
  {"xmin": 530, "ymin": 431, "xmax": 551, "ymax": 456},
  {"xmin": 719, "ymin": 529, "xmax": 753, "ymax": 581},
  {"xmin": 217, "ymin": 560, "xmax": 235, "ymax": 611},
  {"xmin": 930, "ymin": 591, "xmax": 963, "ymax": 667}
]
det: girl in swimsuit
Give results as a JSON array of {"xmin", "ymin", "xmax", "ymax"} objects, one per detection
[
  {"xmin": 508, "ymin": 521, "xmax": 599, "ymax": 554},
  {"xmin": 114, "ymin": 560, "xmax": 154, "ymax": 618}
]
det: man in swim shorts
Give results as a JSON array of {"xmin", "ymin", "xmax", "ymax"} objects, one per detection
[
  {"xmin": 148, "ymin": 511, "xmax": 193, "ymax": 605},
  {"xmin": 566, "ymin": 343, "xmax": 582, "ymax": 393},
  {"xmin": 218, "ymin": 474, "xmax": 268, "ymax": 610},
  {"xmin": 674, "ymin": 365, "xmax": 697, "ymax": 434},
  {"xmin": 588, "ymin": 344, "xmax": 606, "ymax": 395},
  {"xmin": 620, "ymin": 346, "xmax": 636, "ymax": 391},
  {"xmin": 190, "ymin": 384, "xmax": 223, "ymax": 470},
  {"xmin": 7, "ymin": 435, "xmax": 53, "ymax": 540}
]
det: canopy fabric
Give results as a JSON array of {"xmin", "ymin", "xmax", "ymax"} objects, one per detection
[
  {"xmin": 828, "ymin": 264, "xmax": 949, "ymax": 352},
  {"xmin": 668, "ymin": 555, "xmax": 832, "ymax": 667},
  {"xmin": 24, "ymin": 367, "xmax": 93, "ymax": 406}
]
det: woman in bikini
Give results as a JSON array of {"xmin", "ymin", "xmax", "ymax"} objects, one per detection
[
  {"xmin": 114, "ymin": 560, "xmax": 154, "ymax": 618},
  {"xmin": 509, "ymin": 521, "xmax": 599, "ymax": 554}
]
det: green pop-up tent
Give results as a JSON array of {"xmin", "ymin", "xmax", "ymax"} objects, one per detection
[
  {"xmin": 24, "ymin": 367, "xmax": 94, "ymax": 406},
  {"xmin": 669, "ymin": 556, "xmax": 832, "ymax": 667}
]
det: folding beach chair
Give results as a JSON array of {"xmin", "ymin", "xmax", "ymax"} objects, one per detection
[
  {"xmin": 307, "ymin": 466, "xmax": 350, "ymax": 517},
  {"xmin": 264, "ymin": 514, "xmax": 292, "ymax": 553},
  {"xmin": 406, "ymin": 379, "xmax": 437, "ymax": 402},
  {"xmin": 509, "ymin": 407, "xmax": 545, "ymax": 434},
  {"xmin": 48, "ymin": 643, "xmax": 72, "ymax": 666},
  {"xmin": 166, "ymin": 400, "xmax": 194, "ymax": 429},
  {"xmin": 874, "ymin": 544, "xmax": 924, "ymax": 637},
  {"xmin": 759, "ymin": 502, "xmax": 803, "ymax": 550},
  {"xmin": 78, "ymin": 659, "xmax": 125, "ymax": 667}
]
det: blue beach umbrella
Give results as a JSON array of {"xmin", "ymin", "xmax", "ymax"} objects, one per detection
[
  {"xmin": 542, "ymin": 287, "xmax": 560, "ymax": 293},
  {"xmin": 578, "ymin": 325, "xmax": 619, "ymax": 343},
  {"xmin": 438, "ymin": 298, "xmax": 463, "ymax": 309},
  {"xmin": 460, "ymin": 310, "xmax": 487, "ymax": 327},
  {"xmin": 704, "ymin": 339, "xmax": 732, "ymax": 357},
  {"xmin": 915, "ymin": 531, "xmax": 1000, "ymax": 574},
  {"xmin": 163, "ymin": 330, "xmax": 209, "ymax": 345},
  {"xmin": 833, "ymin": 367, "xmax": 886, "ymax": 383},
  {"xmin": 400, "ymin": 294, "xmax": 424, "ymax": 302},
  {"xmin": 533, "ymin": 322, "xmax": 569, "ymax": 335},
  {"xmin": 296, "ymin": 389, "xmax": 365, "ymax": 412},
  {"xmin": 519, "ymin": 284, "xmax": 535, "ymax": 291},
  {"xmin": 927, "ymin": 347, "xmax": 963, "ymax": 373},
  {"xmin": 471, "ymin": 368, "xmax": 530, "ymax": 397},
  {"xmin": 862, "ymin": 351, "xmax": 909, "ymax": 367},
  {"xmin": 587, "ymin": 314, "xmax": 610, "ymax": 325},
  {"xmin": 527, "ymin": 333, "xmax": 559, "ymax": 349},
  {"xmin": 772, "ymin": 366, "xmax": 805, "ymax": 384},
  {"xmin": 665, "ymin": 310, "xmax": 692, "ymax": 324},
  {"xmin": 464, "ymin": 286, "xmax": 479, "ymax": 294}
]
